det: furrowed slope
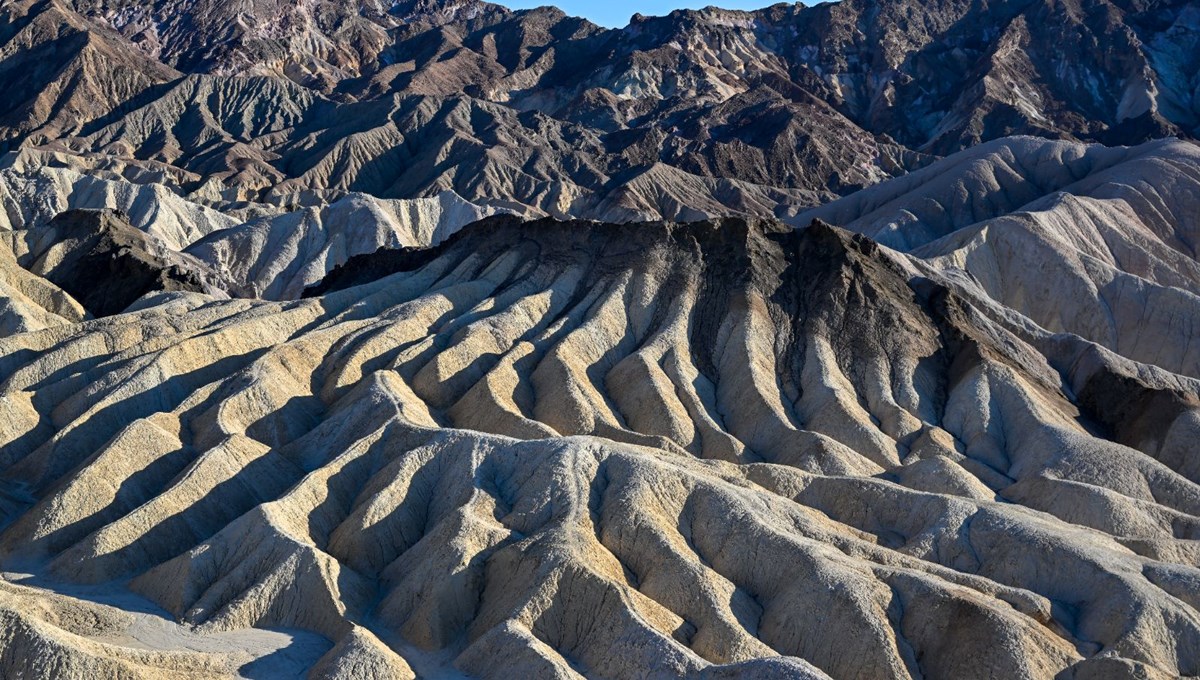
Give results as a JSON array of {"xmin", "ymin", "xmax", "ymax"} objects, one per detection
[
  {"xmin": 799, "ymin": 136, "xmax": 1200, "ymax": 379},
  {"xmin": 0, "ymin": 217, "xmax": 1197, "ymax": 678},
  {"xmin": 1, "ymin": 0, "xmax": 1195, "ymax": 218},
  {"xmin": 184, "ymin": 191, "xmax": 500, "ymax": 299}
]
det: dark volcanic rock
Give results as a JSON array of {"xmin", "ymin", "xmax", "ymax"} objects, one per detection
[{"xmin": 16, "ymin": 209, "xmax": 227, "ymax": 317}]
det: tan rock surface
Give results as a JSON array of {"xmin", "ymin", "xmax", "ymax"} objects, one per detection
[
  {"xmin": 0, "ymin": 213, "xmax": 1197, "ymax": 677},
  {"xmin": 0, "ymin": 0, "xmax": 1195, "ymax": 671}
]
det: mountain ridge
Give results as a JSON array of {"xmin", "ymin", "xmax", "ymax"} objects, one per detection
[
  {"xmin": 4, "ymin": 212, "xmax": 1200, "ymax": 677},
  {"xmin": 0, "ymin": 0, "xmax": 1199, "ymax": 677},
  {"xmin": 1, "ymin": 0, "xmax": 1194, "ymax": 220}
]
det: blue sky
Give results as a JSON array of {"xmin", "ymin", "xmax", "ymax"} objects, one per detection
[{"xmin": 502, "ymin": 2, "xmax": 778, "ymax": 28}]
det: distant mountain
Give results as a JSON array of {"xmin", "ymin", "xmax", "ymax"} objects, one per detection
[
  {"xmin": 0, "ymin": 0, "xmax": 1194, "ymax": 218},
  {"xmin": 6, "ymin": 197, "xmax": 1200, "ymax": 677}
]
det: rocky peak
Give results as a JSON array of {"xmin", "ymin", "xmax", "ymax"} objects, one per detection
[{"xmin": 13, "ymin": 209, "xmax": 229, "ymax": 317}]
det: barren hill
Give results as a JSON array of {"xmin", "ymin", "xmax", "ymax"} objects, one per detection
[
  {"xmin": 0, "ymin": 0, "xmax": 1196, "ymax": 218},
  {"xmin": 1, "ymin": 199, "xmax": 1200, "ymax": 676},
  {"xmin": 0, "ymin": 0, "xmax": 1198, "ymax": 677}
]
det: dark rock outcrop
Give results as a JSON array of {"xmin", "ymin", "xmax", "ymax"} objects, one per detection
[{"xmin": 13, "ymin": 209, "xmax": 227, "ymax": 317}]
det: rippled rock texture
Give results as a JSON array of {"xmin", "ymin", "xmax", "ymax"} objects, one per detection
[
  {"xmin": 0, "ymin": 204, "xmax": 1199, "ymax": 677},
  {"xmin": 0, "ymin": 0, "xmax": 1199, "ymax": 676}
]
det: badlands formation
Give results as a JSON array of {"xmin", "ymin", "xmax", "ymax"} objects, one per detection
[
  {"xmin": 0, "ymin": 0, "xmax": 1197, "ymax": 678},
  {"xmin": 0, "ymin": 136, "xmax": 1198, "ymax": 678}
]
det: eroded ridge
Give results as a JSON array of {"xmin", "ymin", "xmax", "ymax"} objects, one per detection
[{"xmin": 0, "ymin": 216, "xmax": 1198, "ymax": 677}]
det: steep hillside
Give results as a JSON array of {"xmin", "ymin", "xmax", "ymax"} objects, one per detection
[
  {"xmin": 801, "ymin": 136, "xmax": 1200, "ymax": 379},
  {"xmin": 185, "ymin": 191, "xmax": 500, "ymax": 299},
  {"xmin": 0, "ymin": 0, "xmax": 1197, "ymax": 677},
  {"xmin": 0, "ymin": 214, "xmax": 1199, "ymax": 677},
  {"xmin": 0, "ymin": 0, "xmax": 1193, "ymax": 217}
]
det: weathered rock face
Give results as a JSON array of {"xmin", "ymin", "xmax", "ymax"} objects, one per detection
[
  {"xmin": 798, "ymin": 136, "xmax": 1200, "ymax": 381},
  {"xmin": 185, "ymin": 190, "xmax": 501, "ymax": 299},
  {"xmin": 2, "ymin": 209, "xmax": 229, "ymax": 317},
  {"xmin": 0, "ymin": 0, "xmax": 1197, "ymax": 676},
  {"xmin": 0, "ymin": 165, "xmax": 240, "ymax": 250},
  {"xmin": 0, "ymin": 162, "xmax": 506, "ymax": 301},
  {"xmin": 1, "ymin": 210, "xmax": 1199, "ymax": 677},
  {"xmin": 0, "ymin": 0, "xmax": 1194, "ymax": 219}
]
